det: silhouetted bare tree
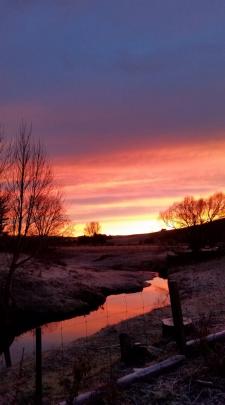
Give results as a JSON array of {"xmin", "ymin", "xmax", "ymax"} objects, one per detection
[
  {"xmin": 3, "ymin": 122, "xmax": 67, "ymax": 305},
  {"xmin": 160, "ymin": 193, "xmax": 225, "ymax": 251},
  {"xmin": 0, "ymin": 127, "xmax": 10, "ymax": 234},
  {"xmin": 6, "ymin": 124, "xmax": 52, "ymax": 236},
  {"xmin": 33, "ymin": 192, "xmax": 67, "ymax": 236},
  {"xmin": 205, "ymin": 192, "xmax": 225, "ymax": 222},
  {"xmin": 160, "ymin": 193, "xmax": 225, "ymax": 230},
  {"xmin": 160, "ymin": 196, "xmax": 206, "ymax": 229},
  {"xmin": 84, "ymin": 221, "xmax": 101, "ymax": 236},
  {"xmin": 0, "ymin": 191, "xmax": 9, "ymax": 234}
]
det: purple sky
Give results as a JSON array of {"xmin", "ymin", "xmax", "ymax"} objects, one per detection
[{"xmin": 1, "ymin": 1, "xmax": 225, "ymax": 234}]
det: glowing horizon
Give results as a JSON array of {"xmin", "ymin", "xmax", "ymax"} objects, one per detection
[
  {"xmin": 71, "ymin": 218, "xmax": 162, "ymax": 237},
  {"xmin": 56, "ymin": 137, "xmax": 225, "ymax": 236}
]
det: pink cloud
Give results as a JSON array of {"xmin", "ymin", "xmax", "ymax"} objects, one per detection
[{"xmin": 52, "ymin": 137, "xmax": 225, "ymax": 234}]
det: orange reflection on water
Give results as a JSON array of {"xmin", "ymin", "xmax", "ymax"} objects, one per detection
[
  {"xmin": 11, "ymin": 277, "xmax": 169, "ymax": 363},
  {"xmin": 41, "ymin": 277, "xmax": 169, "ymax": 343}
]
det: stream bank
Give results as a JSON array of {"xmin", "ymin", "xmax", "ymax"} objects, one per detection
[{"xmin": 0, "ymin": 245, "xmax": 166, "ymax": 353}]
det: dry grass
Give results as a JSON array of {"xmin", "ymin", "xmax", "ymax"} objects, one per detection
[{"xmin": 1, "ymin": 248, "xmax": 225, "ymax": 403}]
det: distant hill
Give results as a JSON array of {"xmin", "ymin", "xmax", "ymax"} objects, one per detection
[
  {"xmin": 106, "ymin": 217, "xmax": 225, "ymax": 247},
  {"xmin": 9, "ymin": 217, "xmax": 224, "ymax": 248}
]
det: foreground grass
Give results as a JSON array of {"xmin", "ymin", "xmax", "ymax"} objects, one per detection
[{"xmin": 1, "ymin": 252, "xmax": 225, "ymax": 404}]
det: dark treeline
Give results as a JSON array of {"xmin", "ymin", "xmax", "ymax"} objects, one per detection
[{"xmin": 146, "ymin": 217, "xmax": 225, "ymax": 254}]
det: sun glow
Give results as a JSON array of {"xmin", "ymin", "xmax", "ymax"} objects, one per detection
[
  {"xmin": 55, "ymin": 138, "xmax": 225, "ymax": 237},
  {"xmin": 74, "ymin": 217, "xmax": 163, "ymax": 237}
]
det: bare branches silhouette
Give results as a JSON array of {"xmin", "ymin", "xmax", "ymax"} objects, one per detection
[
  {"xmin": 0, "ymin": 122, "xmax": 67, "ymax": 307},
  {"xmin": 84, "ymin": 221, "xmax": 101, "ymax": 237}
]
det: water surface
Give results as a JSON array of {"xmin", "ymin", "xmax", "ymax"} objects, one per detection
[{"xmin": 2, "ymin": 277, "xmax": 169, "ymax": 366}]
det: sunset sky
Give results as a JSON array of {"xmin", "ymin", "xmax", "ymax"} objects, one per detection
[{"xmin": 1, "ymin": 1, "xmax": 225, "ymax": 235}]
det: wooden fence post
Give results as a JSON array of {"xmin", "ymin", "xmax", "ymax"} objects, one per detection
[
  {"xmin": 35, "ymin": 327, "xmax": 42, "ymax": 404},
  {"xmin": 4, "ymin": 346, "xmax": 12, "ymax": 368},
  {"xmin": 168, "ymin": 280, "xmax": 186, "ymax": 354}
]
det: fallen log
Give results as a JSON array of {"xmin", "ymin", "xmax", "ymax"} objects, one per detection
[
  {"xmin": 68, "ymin": 355, "xmax": 185, "ymax": 404},
  {"xmin": 195, "ymin": 379, "xmax": 213, "ymax": 387},
  {"xmin": 73, "ymin": 391, "xmax": 96, "ymax": 405},
  {"xmin": 59, "ymin": 390, "xmax": 95, "ymax": 405},
  {"xmin": 117, "ymin": 354, "xmax": 185, "ymax": 387},
  {"xmin": 61, "ymin": 330, "xmax": 225, "ymax": 405},
  {"xmin": 186, "ymin": 330, "xmax": 225, "ymax": 351}
]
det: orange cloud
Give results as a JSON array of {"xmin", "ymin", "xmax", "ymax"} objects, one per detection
[{"xmin": 53, "ymin": 137, "xmax": 225, "ymax": 235}]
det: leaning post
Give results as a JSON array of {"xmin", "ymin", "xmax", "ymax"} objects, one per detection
[
  {"xmin": 35, "ymin": 327, "xmax": 42, "ymax": 404},
  {"xmin": 168, "ymin": 280, "xmax": 186, "ymax": 354}
]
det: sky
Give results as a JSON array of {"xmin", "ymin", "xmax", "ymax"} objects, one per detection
[{"xmin": 1, "ymin": 1, "xmax": 225, "ymax": 235}]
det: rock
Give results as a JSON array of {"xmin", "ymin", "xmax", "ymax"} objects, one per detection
[{"xmin": 162, "ymin": 316, "xmax": 193, "ymax": 337}]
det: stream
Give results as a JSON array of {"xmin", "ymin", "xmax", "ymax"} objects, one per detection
[{"xmin": 1, "ymin": 276, "xmax": 169, "ymax": 367}]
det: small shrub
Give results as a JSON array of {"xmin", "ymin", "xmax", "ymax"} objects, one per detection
[{"xmin": 63, "ymin": 356, "xmax": 91, "ymax": 404}]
